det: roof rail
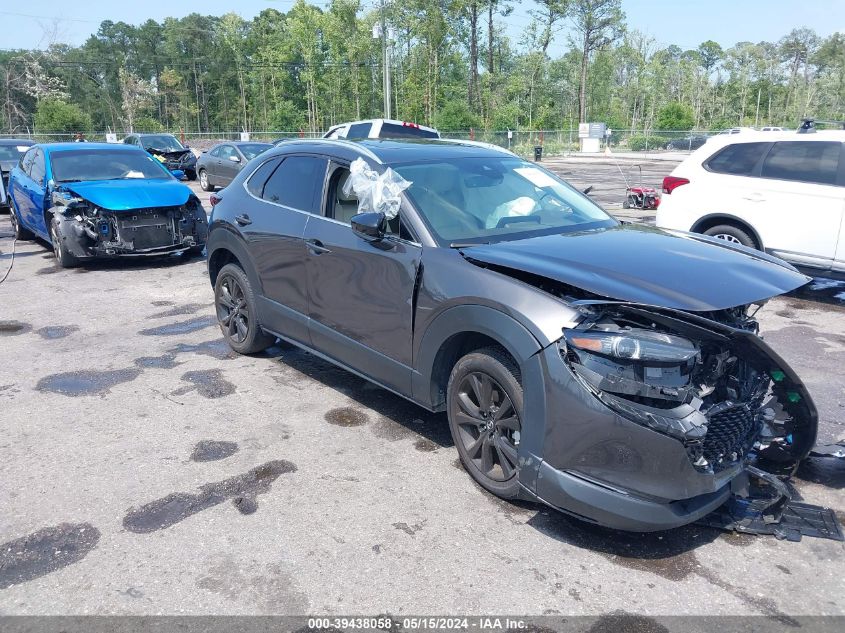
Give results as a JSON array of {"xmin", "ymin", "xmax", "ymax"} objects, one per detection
[
  {"xmin": 280, "ymin": 137, "xmax": 383, "ymax": 163},
  {"xmin": 798, "ymin": 118, "xmax": 845, "ymax": 134}
]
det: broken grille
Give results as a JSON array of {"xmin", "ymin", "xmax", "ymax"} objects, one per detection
[{"xmin": 703, "ymin": 402, "xmax": 757, "ymax": 469}]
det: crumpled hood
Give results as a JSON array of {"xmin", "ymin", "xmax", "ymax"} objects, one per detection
[
  {"xmin": 63, "ymin": 179, "xmax": 191, "ymax": 211},
  {"xmin": 463, "ymin": 224, "xmax": 810, "ymax": 311}
]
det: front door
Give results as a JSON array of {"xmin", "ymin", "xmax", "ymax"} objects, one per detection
[
  {"xmin": 240, "ymin": 154, "xmax": 327, "ymax": 345},
  {"xmin": 303, "ymin": 162, "xmax": 421, "ymax": 394}
]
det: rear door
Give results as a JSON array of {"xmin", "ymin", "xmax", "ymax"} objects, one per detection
[
  {"xmin": 755, "ymin": 140, "xmax": 843, "ymax": 268},
  {"xmin": 242, "ymin": 154, "xmax": 327, "ymax": 345},
  {"xmin": 302, "ymin": 160, "xmax": 421, "ymax": 394}
]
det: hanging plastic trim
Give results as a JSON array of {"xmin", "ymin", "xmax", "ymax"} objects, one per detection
[{"xmin": 342, "ymin": 157, "xmax": 412, "ymax": 220}]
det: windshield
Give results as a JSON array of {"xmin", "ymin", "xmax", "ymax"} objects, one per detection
[
  {"xmin": 0, "ymin": 144, "xmax": 30, "ymax": 161},
  {"xmin": 394, "ymin": 157, "xmax": 616, "ymax": 244},
  {"xmin": 238, "ymin": 143, "xmax": 272, "ymax": 160},
  {"xmin": 141, "ymin": 135, "xmax": 184, "ymax": 152},
  {"xmin": 51, "ymin": 149, "xmax": 171, "ymax": 182}
]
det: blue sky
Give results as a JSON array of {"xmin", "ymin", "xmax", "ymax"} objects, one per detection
[{"xmin": 1, "ymin": 0, "xmax": 842, "ymax": 54}]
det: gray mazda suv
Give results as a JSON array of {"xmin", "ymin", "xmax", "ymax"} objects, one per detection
[{"xmin": 206, "ymin": 138, "xmax": 816, "ymax": 532}]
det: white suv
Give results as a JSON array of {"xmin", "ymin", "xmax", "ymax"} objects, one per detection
[
  {"xmin": 323, "ymin": 118, "xmax": 440, "ymax": 140},
  {"xmin": 656, "ymin": 131, "xmax": 845, "ymax": 273}
]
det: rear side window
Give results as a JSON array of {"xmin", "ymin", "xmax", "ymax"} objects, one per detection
[
  {"xmin": 209, "ymin": 146, "xmax": 221, "ymax": 157},
  {"xmin": 246, "ymin": 157, "xmax": 282, "ymax": 197},
  {"xmin": 761, "ymin": 141, "xmax": 840, "ymax": 186},
  {"xmin": 346, "ymin": 123, "xmax": 371, "ymax": 139},
  {"xmin": 379, "ymin": 122, "xmax": 439, "ymax": 139},
  {"xmin": 705, "ymin": 142, "xmax": 769, "ymax": 176},
  {"xmin": 260, "ymin": 156, "xmax": 327, "ymax": 213}
]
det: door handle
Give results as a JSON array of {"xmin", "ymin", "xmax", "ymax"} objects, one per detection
[
  {"xmin": 742, "ymin": 193, "xmax": 765, "ymax": 202},
  {"xmin": 305, "ymin": 238, "xmax": 332, "ymax": 255},
  {"xmin": 234, "ymin": 214, "xmax": 252, "ymax": 226}
]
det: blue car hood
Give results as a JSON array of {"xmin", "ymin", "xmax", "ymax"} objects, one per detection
[
  {"xmin": 462, "ymin": 224, "xmax": 811, "ymax": 312},
  {"xmin": 63, "ymin": 179, "xmax": 191, "ymax": 211}
]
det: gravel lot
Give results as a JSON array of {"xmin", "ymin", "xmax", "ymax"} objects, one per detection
[{"xmin": 0, "ymin": 158, "xmax": 843, "ymax": 621}]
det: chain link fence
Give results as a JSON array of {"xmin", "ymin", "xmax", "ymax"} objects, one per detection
[{"xmin": 0, "ymin": 128, "xmax": 731, "ymax": 157}]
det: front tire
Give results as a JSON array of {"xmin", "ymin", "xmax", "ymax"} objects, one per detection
[
  {"xmin": 703, "ymin": 224, "xmax": 757, "ymax": 249},
  {"xmin": 214, "ymin": 263, "xmax": 274, "ymax": 354},
  {"xmin": 50, "ymin": 217, "xmax": 80, "ymax": 268},
  {"xmin": 199, "ymin": 169, "xmax": 215, "ymax": 192},
  {"xmin": 447, "ymin": 347, "xmax": 523, "ymax": 499}
]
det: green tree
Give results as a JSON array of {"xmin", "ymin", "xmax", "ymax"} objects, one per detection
[
  {"xmin": 34, "ymin": 98, "xmax": 91, "ymax": 133},
  {"xmin": 655, "ymin": 101, "xmax": 694, "ymax": 130},
  {"xmin": 569, "ymin": 0, "xmax": 625, "ymax": 122},
  {"xmin": 433, "ymin": 99, "xmax": 482, "ymax": 130}
]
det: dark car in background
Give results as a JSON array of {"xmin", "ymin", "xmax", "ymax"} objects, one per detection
[
  {"xmin": 123, "ymin": 133, "xmax": 198, "ymax": 180},
  {"xmin": 0, "ymin": 139, "xmax": 34, "ymax": 211},
  {"xmin": 665, "ymin": 135, "xmax": 710, "ymax": 151},
  {"xmin": 196, "ymin": 141, "xmax": 273, "ymax": 192},
  {"xmin": 7, "ymin": 143, "xmax": 207, "ymax": 266},
  {"xmin": 206, "ymin": 138, "xmax": 816, "ymax": 532}
]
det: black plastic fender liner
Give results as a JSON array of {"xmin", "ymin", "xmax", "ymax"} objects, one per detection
[{"xmin": 51, "ymin": 209, "xmax": 90, "ymax": 259}]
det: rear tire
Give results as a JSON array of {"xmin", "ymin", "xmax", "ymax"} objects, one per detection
[
  {"xmin": 703, "ymin": 224, "xmax": 758, "ymax": 249},
  {"xmin": 214, "ymin": 263, "xmax": 274, "ymax": 354},
  {"xmin": 199, "ymin": 169, "xmax": 215, "ymax": 192},
  {"xmin": 9, "ymin": 206, "xmax": 33, "ymax": 240},
  {"xmin": 50, "ymin": 217, "xmax": 80, "ymax": 268},
  {"xmin": 447, "ymin": 346, "xmax": 523, "ymax": 499}
]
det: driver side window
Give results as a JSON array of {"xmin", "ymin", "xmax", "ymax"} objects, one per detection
[{"xmin": 325, "ymin": 166, "xmax": 416, "ymax": 241}]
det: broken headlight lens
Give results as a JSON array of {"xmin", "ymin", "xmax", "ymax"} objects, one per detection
[{"xmin": 564, "ymin": 329, "xmax": 698, "ymax": 363}]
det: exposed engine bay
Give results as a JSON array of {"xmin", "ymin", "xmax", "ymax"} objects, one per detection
[
  {"xmin": 560, "ymin": 302, "xmax": 817, "ymax": 476},
  {"xmin": 50, "ymin": 189, "xmax": 208, "ymax": 257}
]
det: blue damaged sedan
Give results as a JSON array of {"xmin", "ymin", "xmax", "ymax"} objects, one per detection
[{"xmin": 7, "ymin": 143, "xmax": 208, "ymax": 267}]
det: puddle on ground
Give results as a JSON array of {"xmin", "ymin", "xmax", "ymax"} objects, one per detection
[
  {"xmin": 151, "ymin": 300, "xmax": 175, "ymax": 306},
  {"xmin": 35, "ymin": 325, "xmax": 79, "ymax": 340},
  {"xmin": 36, "ymin": 368, "xmax": 141, "ymax": 397},
  {"xmin": 176, "ymin": 369, "xmax": 235, "ymax": 399},
  {"xmin": 122, "ymin": 460, "xmax": 297, "ymax": 533},
  {"xmin": 0, "ymin": 522, "xmax": 101, "ymax": 589},
  {"xmin": 414, "ymin": 437, "xmax": 438, "ymax": 452},
  {"xmin": 587, "ymin": 612, "xmax": 669, "ymax": 633},
  {"xmin": 324, "ymin": 407, "xmax": 369, "ymax": 427},
  {"xmin": 134, "ymin": 353, "xmax": 180, "ymax": 369},
  {"xmin": 138, "ymin": 315, "xmax": 216, "ymax": 336},
  {"xmin": 150, "ymin": 303, "xmax": 210, "ymax": 319},
  {"xmin": 191, "ymin": 440, "xmax": 239, "ymax": 462},
  {"xmin": 392, "ymin": 521, "xmax": 425, "ymax": 536},
  {"xmin": 35, "ymin": 266, "xmax": 61, "ymax": 275},
  {"xmin": 0, "ymin": 321, "xmax": 32, "ymax": 336},
  {"xmin": 169, "ymin": 338, "xmax": 236, "ymax": 360}
]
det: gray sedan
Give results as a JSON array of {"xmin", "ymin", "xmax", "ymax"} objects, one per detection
[{"xmin": 196, "ymin": 142, "xmax": 272, "ymax": 191}]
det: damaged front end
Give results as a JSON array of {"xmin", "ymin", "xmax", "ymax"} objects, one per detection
[
  {"xmin": 560, "ymin": 301, "xmax": 817, "ymax": 478},
  {"xmin": 51, "ymin": 189, "xmax": 208, "ymax": 258}
]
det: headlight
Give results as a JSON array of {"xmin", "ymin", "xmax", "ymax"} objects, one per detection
[{"xmin": 564, "ymin": 328, "xmax": 698, "ymax": 363}]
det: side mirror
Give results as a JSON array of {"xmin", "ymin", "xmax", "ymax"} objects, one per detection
[
  {"xmin": 229, "ymin": 155, "xmax": 241, "ymax": 163},
  {"xmin": 351, "ymin": 212, "xmax": 386, "ymax": 241},
  {"xmin": 583, "ymin": 185, "xmax": 593, "ymax": 195},
  {"xmin": 171, "ymin": 169, "xmax": 185, "ymax": 180}
]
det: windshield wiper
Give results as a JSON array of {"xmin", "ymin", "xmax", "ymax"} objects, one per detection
[{"xmin": 449, "ymin": 241, "xmax": 489, "ymax": 249}]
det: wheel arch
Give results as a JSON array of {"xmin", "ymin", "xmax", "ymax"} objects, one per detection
[
  {"xmin": 690, "ymin": 213, "xmax": 763, "ymax": 250},
  {"xmin": 413, "ymin": 304, "xmax": 542, "ymax": 411},
  {"xmin": 207, "ymin": 229, "xmax": 263, "ymax": 294}
]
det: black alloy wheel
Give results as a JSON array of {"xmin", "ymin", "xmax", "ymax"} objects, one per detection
[
  {"xmin": 214, "ymin": 263, "xmax": 274, "ymax": 354},
  {"xmin": 448, "ymin": 347, "xmax": 523, "ymax": 498}
]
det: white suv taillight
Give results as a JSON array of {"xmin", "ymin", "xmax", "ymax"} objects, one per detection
[{"xmin": 662, "ymin": 176, "xmax": 690, "ymax": 194}]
